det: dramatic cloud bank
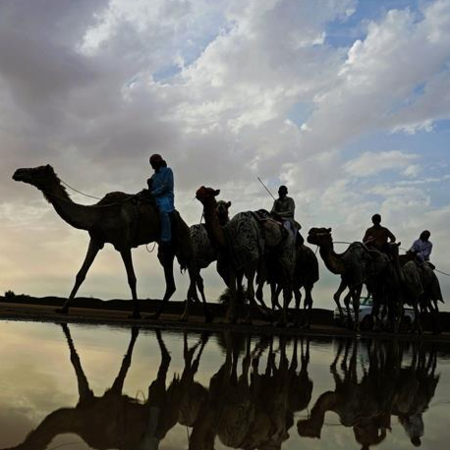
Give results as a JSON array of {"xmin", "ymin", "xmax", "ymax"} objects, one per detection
[{"xmin": 1, "ymin": 0, "xmax": 449, "ymax": 309}]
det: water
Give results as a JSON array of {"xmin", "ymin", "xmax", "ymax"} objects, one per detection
[{"xmin": 0, "ymin": 320, "xmax": 449, "ymax": 449}]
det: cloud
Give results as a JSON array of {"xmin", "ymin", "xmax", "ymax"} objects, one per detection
[{"xmin": 344, "ymin": 150, "xmax": 420, "ymax": 177}]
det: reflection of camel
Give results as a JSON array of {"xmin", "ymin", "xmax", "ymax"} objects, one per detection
[
  {"xmin": 3, "ymin": 324, "xmax": 145, "ymax": 450},
  {"xmin": 3, "ymin": 325, "xmax": 209, "ymax": 450},
  {"xmin": 13, "ymin": 165, "xmax": 209, "ymax": 320},
  {"xmin": 189, "ymin": 200, "xmax": 231, "ymax": 306},
  {"xmin": 298, "ymin": 339, "xmax": 440, "ymax": 450},
  {"xmin": 298, "ymin": 339, "xmax": 398, "ymax": 447},
  {"xmin": 196, "ymin": 186, "xmax": 294, "ymax": 323},
  {"xmin": 189, "ymin": 333, "xmax": 313, "ymax": 450},
  {"xmin": 241, "ymin": 337, "xmax": 313, "ymax": 450},
  {"xmin": 307, "ymin": 228, "xmax": 389, "ymax": 331},
  {"xmin": 393, "ymin": 344, "xmax": 439, "ymax": 447}
]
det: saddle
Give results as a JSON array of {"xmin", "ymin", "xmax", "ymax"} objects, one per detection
[{"xmin": 252, "ymin": 209, "xmax": 304, "ymax": 246}]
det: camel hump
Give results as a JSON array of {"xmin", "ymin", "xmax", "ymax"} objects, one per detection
[{"xmin": 96, "ymin": 191, "xmax": 133, "ymax": 206}]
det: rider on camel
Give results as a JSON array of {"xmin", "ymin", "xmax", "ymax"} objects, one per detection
[
  {"xmin": 363, "ymin": 214, "xmax": 396, "ymax": 254},
  {"xmin": 409, "ymin": 230, "xmax": 435, "ymax": 269},
  {"xmin": 148, "ymin": 154, "xmax": 174, "ymax": 246}
]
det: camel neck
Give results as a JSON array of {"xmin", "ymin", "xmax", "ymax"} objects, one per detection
[
  {"xmin": 312, "ymin": 391, "xmax": 339, "ymax": 419},
  {"xmin": 39, "ymin": 180, "xmax": 98, "ymax": 230},
  {"xmin": 202, "ymin": 198, "xmax": 226, "ymax": 248},
  {"xmin": 319, "ymin": 243, "xmax": 346, "ymax": 275}
]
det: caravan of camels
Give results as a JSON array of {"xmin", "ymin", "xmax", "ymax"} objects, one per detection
[{"xmin": 12, "ymin": 164, "xmax": 444, "ymax": 334}]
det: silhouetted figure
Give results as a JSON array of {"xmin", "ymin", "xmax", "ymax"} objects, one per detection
[
  {"xmin": 148, "ymin": 154, "xmax": 174, "ymax": 246},
  {"xmin": 363, "ymin": 214, "xmax": 396, "ymax": 253},
  {"xmin": 409, "ymin": 230, "xmax": 433, "ymax": 265}
]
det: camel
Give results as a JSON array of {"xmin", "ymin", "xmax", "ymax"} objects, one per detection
[
  {"xmin": 397, "ymin": 250, "xmax": 444, "ymax": 333},
  {"xmin": 195, "ymin": 186, "xmax": 295, "ymax": 324},
  {"xmin": 188, "ymin": 200, "xmax": 231, "ymax": 305},
  {"xmin": 258, "ymin": 243, "xmax": 319, "ymax": 327},
  {"xmin": 12, "ymin": 165, "xmax": 209, "ymax": 321},
  {"xmin": 385, "ymin": 244, "xmax": 425, "ymax": 333},
  {"xmin": 307, "ymin": 227, "xmax": 390, "ymax": 331}
]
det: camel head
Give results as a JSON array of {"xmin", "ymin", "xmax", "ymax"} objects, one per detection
[
  {"xmin": 307, "ymin": 227, "xmax": 332, "ymax": 247},
  {"xmin": 13, "ymin": 164, "xmax": 58, "ymax": 189},
  {"xmin": 196, "ymin": 186, "xmax": 220, "ymax": 205},
  {"xmin": 297, "ymin": 417, "xmax": 323, "ymax": 438},
  {"xmin": 217, "ymin": 200, "xmax": 231, "ymax": 225}
]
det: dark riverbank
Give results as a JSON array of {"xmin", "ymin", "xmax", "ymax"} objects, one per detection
[{"xmin": 1, "ymin": 294, "xmax": 449, "ymax": 342}]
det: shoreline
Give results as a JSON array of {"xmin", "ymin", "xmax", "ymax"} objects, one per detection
[{"xmin": 1, "ymin": 298, "xmax": 450, "ymax": 344}]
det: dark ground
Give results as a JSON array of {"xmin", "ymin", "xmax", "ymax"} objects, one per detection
[{"xmin": 1, "ymin": 294, "xmax": 449, "ymax": 343}]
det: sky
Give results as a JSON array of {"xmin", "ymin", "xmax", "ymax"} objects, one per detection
[{"xmin": 1, "ymin": 0, "xmax": 450, "ymax": 311}]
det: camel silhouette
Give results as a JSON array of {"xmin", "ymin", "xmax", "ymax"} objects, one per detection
[{"xmin": 12, "ymin": 165, "xmax": 210, "ymax": 321}]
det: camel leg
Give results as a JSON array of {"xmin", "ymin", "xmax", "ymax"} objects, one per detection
[
  {"xmin": 255, "ymin": 281, "xmax": 265, "ymax": 307},
  {"xmin": 244, "ymin": 266, "xmax": 269, "ymax": 324},
  {"xmin": 303, "ymin": 286, "xmax": 313, "ymax": 328},
  {"xmin": 343, "ymin": 290, "xmax": 353, "ymax": 328},
  {"xmin": 183, "ymin": 266, "xmax": 212, "ymax": 323},
  {"xmin": 151, "ymin": 247, "xmax": 176, "ymax": 320},
  {"xmin": 120, "ymin": 248, "xmax": 141, "ymax": 319},
  {"xmin": 59, "ymin": 239, "xmax": 101, "ymax": 314},
  {"xmin": 432, "ymin": 299, "xmax": 441, "ymax": 334},
  {"xmin": 352, "ymin": 285, "xmax": 362, "ymax": 333},
  {"xmin": 333, "ymin": 279, "xmax": 347, "ymax": 321},
  {"xmin": 225, "ymin": 270, "xmax": 238, "ymax": 324},
  {"xmin": 293, "ymin": 287, "xmax": 302, "ymax": 326},
  {"xmin": 278, "ymin": 286, "xmax": 292, "ymax": 327},
  {"xmin": 109, "ymin": 327, "xmax": 139, "ymax": 394},
  {"xmin": 371, "ymin": 289, "xmax": 383, "ymax": 331},
  {"xmin": 244, "ymin": 268, "xmax": 256, "ymax": 324},
  {"xmin": 273, "ymin": 284, "xmax": 283, "ymax": 310},
  {"xmin": 255, "ymin": 262, "xmax": 270, "ymax": 310},
  {"xmin": 61, "ymin": 324, "xmax": 94, "ymax": 404},
  {"xmin": 412, "ymin": 299, "xmax": 422, "ymax": 334}
]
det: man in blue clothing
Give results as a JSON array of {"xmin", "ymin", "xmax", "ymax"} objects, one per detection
[{"xmin": 148, "ymin": 154, "xmax": 174, "ymax": 245}]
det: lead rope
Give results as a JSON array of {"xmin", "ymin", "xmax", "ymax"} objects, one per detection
[{"xmin": 60, "ymin": 179, "xmax": 102, "ymax": 200}]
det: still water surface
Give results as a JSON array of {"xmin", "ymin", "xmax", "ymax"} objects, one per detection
[{"xmin": 0, "ymin": 320, "xmax": 449, "ymax": 450}]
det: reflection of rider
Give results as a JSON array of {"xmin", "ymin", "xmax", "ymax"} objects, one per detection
[{"xmin": 148, "ymin": 154, "xmax": 174, "ymax": 245}]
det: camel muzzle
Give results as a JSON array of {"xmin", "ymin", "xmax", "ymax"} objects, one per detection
[{"xmin": 13, "ymin": 168, "xmax": 26, "ymax": 182}]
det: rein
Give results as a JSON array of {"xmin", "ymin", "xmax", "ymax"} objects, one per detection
[{"xmin": 42, "ymin": 177, "xmax": 137, "ymax": 208}]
